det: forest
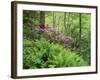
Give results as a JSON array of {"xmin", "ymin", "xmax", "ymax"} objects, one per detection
[{"xmin": 23, "ymin": 10, "xmax": 91, "ymax": 69}]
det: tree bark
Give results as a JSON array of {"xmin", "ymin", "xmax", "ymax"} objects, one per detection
[
  {"xmin": 53, "ymin": 12, "xmax": 56, "ymax": 27},
  {"xmin": 79, "ymin": 13, "xmax": 82, "ymax": 54},
  {"xmin": 79, "ymin": 13, "xmax": 82, "ymax": 40},
  {"xmin": 64, "ymin": 12, "xmax": 67, "ymax": 33},
  {"xmin": 40, "ymin": 11, "xmax": 45, "ymax": 25}
]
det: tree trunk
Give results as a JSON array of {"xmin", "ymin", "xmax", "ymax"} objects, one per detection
[
  {"xmin": 40, "ymin": 11, "xmax": 45, "ymax": 25},
  {"xmin": 79, "ymin": 13, "xmax": 82, "ymax": 40},
  {"xmin": 64, "ymin": 12, "xmax": 67, "ymax": 33},
  {"xmin": 79, "ymin": 13, "xmax": 82, "ymax": 54},
  {"xmin": 67, "ymin": 12, "xmax": 71, "ymax": 35},
  {"xmin": 53, "ymin": 12, "xmax": 56, "ymax": 27}
]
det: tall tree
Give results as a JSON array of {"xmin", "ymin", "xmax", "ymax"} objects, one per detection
[
  {"xmin": 64, "ymin": 12, "xmax": 67, "ymax": 33},
  {"xmin": 53, "ymin": 12, "xmax": 56, "ymax": 27},
  {"xmin": 79, "ymin": 13, "xmax": 82, "ymax": 40},
  {"xmin": 67, "ymin": 12, "xmax": 71, "ymax": 35},
  {"xmin": 78, "ymin": 13, "xmax": 82, "ymax": 54},
  {"xmin": 40, "ymin": 11, "xmax": 45, "ymax": 25}
]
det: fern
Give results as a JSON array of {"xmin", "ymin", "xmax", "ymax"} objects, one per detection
[{"xmin": 23, "ymin": 38, "xmax": 87, "ymax": 69}]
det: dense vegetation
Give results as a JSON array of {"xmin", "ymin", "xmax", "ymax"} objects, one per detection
[{"xmin": 23, "ymin": 10, "xmax": 91, "ymax": 69}]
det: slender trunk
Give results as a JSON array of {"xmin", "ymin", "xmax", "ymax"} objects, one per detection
[
  {"xmin": 67, "ymin": 12, "xmax": 71, "ymax": 35},
  {"xmin": 79, "ymin": 13, "xmax": 82, "ymax": 54},
  {"xmin": 32, "ymin": 11, "xmax": 35, "ymax": 30},
  {"xmin": 79, "ymin": 13, "xmax": 82, "ymax": 40},
  {"xmin": 64, "ymin": 12, "xmax": 67, "ymax": 33},
  {"xmin": 53, "ymin": 12, "xmax": 56, "ymax": 27}
]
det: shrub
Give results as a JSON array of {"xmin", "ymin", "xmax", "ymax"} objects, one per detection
[
  {"xmin": 23, "ymin": 38, "xmax": 87, "ymax": 69},
  {"xmin": 23, "ymin": 39, "xmax": 33, "ymax": 47},
  {"xmin": 47, "ymin": 43, "xmax": 87, "ymax": 68}
]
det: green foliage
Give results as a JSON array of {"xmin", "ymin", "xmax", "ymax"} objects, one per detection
[
  {"xmin": 23, "ymin": 39, "xmax": 33, "ymax": 47},
  {"xmin": 23, "ymin": 38, "xmax": 87, "ymax": 69},
  {"xmin": 47, "ymin": 42, "xmax": 87, "ymax": 68},
  {"xmin": 23, "ymin": 10, "xmax": 91, "ymax": 68},
  {"xmin": 23, "ymin": 10, "xmax": 40, "ymax": 27}
]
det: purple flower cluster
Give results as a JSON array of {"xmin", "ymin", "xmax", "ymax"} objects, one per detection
[
  {"xmin": 36, "ymin": 24, "xmax": 58, "ymax": 33},
  {"xmin": 35, "ymin": 24, "xmax": 73, "ymax": 43}
]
